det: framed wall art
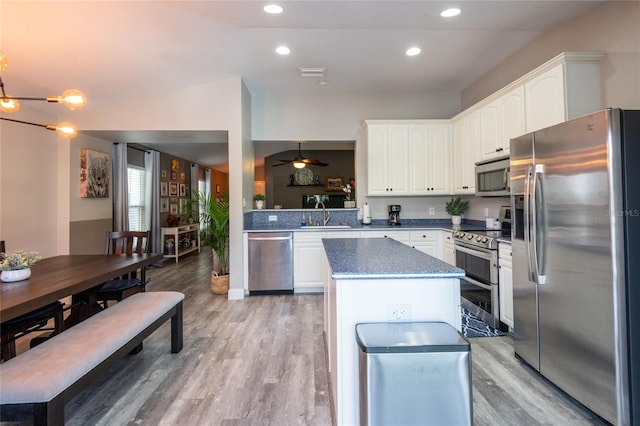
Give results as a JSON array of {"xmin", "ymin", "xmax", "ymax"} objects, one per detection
[
  {"xmin": 169, "ymin": 182, "xmax": 178, "ymax": 196},
  {"xmin": 161, "ymin": 181, "xmax": 168, "ymax": 197},
  {"xmin": 160, "ymin": 198, "xmax": 169, "ymax": 213},
  {"xmin": 325, "ymin": 176, "xmax": 344, "ymax": 191},
  {"xmin": 179, "ymin": 184, "xmax": 186, "ymax": 197},
  {"xmin": 80, "ymin": 149, "xmax": 110, "ymax": 198}
]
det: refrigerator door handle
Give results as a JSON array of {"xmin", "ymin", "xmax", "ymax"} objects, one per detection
[
  {"xmin": 531, "ymin": 164, "xmax": 547, "ymax": 284},
  {"xmin": 525, "ymin": 164, "xmax": 535, "ymax": 281}
]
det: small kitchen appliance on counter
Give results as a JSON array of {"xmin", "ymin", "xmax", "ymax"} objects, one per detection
[{"xmin": 388, "ymin": 205, "xmax": 401, "ymax": 226}]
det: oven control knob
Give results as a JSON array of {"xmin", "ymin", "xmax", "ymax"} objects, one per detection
[
  {"xmin": 481, "ymin": 237, "xmax": 489, "ymax": 243},
  {"xmin": 456, "ymin": 232, "xmax": 464, "ymax": 238},
  {"xmin": 467, "ymin": 235, "xmax": 474, "ymax": 240}
]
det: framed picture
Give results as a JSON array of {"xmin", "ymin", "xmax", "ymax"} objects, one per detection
[
  {"xmin": 169, "ymin": 182, "xmax": 178, "ymax": 196},
  {"xmin": 80, "ymin": 149, "xmax": 110, "ymax": 198},
  {"xmin": 171, "ymin": 172, "xmax": 177, "ymax": 181},
  {"xmin": 216, "ymin": 184, "xmax": 221, "ymax": 194},
  {"xmin": 325, "ymin": 176, "xmax": 344, "ymax": 191},
  {"xmin": 160, "ymin": 198, "xmax": 169, "ymax": 213},
  {"xmin": 161, "ymin": 181, "xmax": 168, "ymax": 197},
  {"xmin": 180, "ymin": 172, "xmax": 185, "ymax": 180},
  {"xmin": 161, "ymin": 170, "xmax": 167, "ymax": 178},
  {"xmin": 179, "ymin": 184, "xmax": 186, "ymax": 197},
  {"xmin": 180, "ymin": 198, "xmax": 189, "ymax": 214},
  {"xmin": 170, "ymin": 203, "xmax": 178, "ymax": 215}
]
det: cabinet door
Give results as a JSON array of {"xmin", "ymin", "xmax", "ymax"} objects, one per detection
[
  {"xmin": 498, "ymin": 243, "xmax": 514, "ymax": 328},
  {"xmin": 294, "ymin": 233, "xmax": 325, "ymax": 289},
  {"xmin": 427, "ymin": 124, "xmax": 451, "ymax": 194},
  {"xmin": 441, "ymin": 231, "xmax": 456, "ymax": 266},
  {"xmin": 453, "ymin": 113, "xmax": 479, "ymax": 194},
  {"xmin": 387, "ymin": 125, "xmax": 410, "ymax": 194},
  {"xmin": 479, "ymin": 99, "xmax": 501, "ymax": 160},
  {"xmin": 500, "ymin": 85, "xmax": 526, "ymax": 155},
  {"xmin": 408, "ymin": 123, "xmax": 451, "ymax": 195},
  {"xmin": 410, "ymin": 231, "xmax": 441, "ymax": 258},
  {"xmin": 525, "ymin": 63, "xmax": 566, "ymax": 133},
  {"xmin": 367, "ymin": 124, "xmax": 389, "ymax": 195}
]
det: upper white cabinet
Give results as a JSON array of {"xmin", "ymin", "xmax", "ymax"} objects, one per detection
[
  {"xmin": 479, "ymin": 85, "xmax": 526, "ymax": 161},
  {"xmin": 366, "ymin": 123, "xmax": 410, "ymax": 196},
  {"xmin": 525, "ymin": 53, "xmax": 603, "ymax": 133},
  {"xmin": 408, "ymin": 122, "xmax": 451, "ymax": 195},
  {"xmin": 452, "ymin": 112, "xmax": 481, "ymax": 194},
  {"xmin": 366, "ymin": 120, "xmax": 451, "ymax": 196}
]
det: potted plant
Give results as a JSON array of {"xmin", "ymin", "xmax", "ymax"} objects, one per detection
[
  {"xmin": 1, "ymin": 250, "xmax": 41, "ymax": 282},
  {"xmin": 254, "ymin": 194, "xmax": 265, "ymax": 209},
  {"xmin": 445, "ymin": 197, "xmax": 469, "ymax": 225},
  {"xmin": 188, "ymin": 191, "xmax": 230, "ymax": 294},
  {"xmin": 342, "ymin": 184, "xmax": 355, "ymax": 208}
]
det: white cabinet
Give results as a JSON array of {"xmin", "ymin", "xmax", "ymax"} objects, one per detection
[
  {"xmin": 294, "ymin": 232, "xmax": 325, "ymax": 290},
  {"xmin": 452, "ymin": 112, "xmax": 481, "ymax": 194},
  {"xmin": 161, "ymin": 224, "xmax": 200, "ymax": 263},
  {"xmin": 366, "ymin": 123, "xmax": 410, "ymax": 196},
  {"xmin": 408, "ymin": 123, "xmax": 451, "ymax": 195},
  {"xmin": 359, "ymin": 230, "xmax": 410, "ymax": 245},
  {"xmin": 366, "ymin": 120, "xmax": 452, "ymax": 196},
  {"xmin": 294, "ymin": 231, "xmax": 361, "ymax": 291},
  {"xmin": 479, "ymin": 85, "xmax": 525, "ymax": 160},
  {"xmin": 441, "ymin": 230, "xmax": 456, "ymax": 266},
  {"xmin": 525, "ymin": 53, "xmax": 603, "ymax": 133},
  {"xmin": 498, "ymin": 242, "xmax": 514, "ymax": 328},
  {"xmin": 409, "ymin": 231, "xmax": 441, "ymax": 258}
]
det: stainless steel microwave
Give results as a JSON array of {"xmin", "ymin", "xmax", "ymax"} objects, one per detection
[{"xmin": 475, "ymin": 155, "xmax": 510, "ymax": 196}]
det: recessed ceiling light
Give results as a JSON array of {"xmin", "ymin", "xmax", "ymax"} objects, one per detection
[
  {"xmin": 276, "ymin": 46, "xmax": 291, "ymax": 55},
  {"xmin": 406, "ymin": 47, "xmax": 421, "ymax": 56},
  {"xmin": 264, "ymin": 4, "xmax": 283, "ymax": 14},
  {"xmin": 441, "ymin": 8, "xmax": 461, "ymax": 18},
  {"xmin": 317, "ymin": 80, "xmax": 329, "ymax": 86}
]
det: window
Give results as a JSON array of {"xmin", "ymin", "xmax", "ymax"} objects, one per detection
[{"xmin": 128, "ymin": 166, "xmax": 146, "ymax": 231}]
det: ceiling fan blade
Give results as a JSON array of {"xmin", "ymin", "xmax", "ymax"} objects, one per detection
[{"xmin": 302, "ymin": 158, "xmax": 328, "ymax": 166}]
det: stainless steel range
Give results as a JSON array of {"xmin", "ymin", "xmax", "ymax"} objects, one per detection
[{"xmin": 453, "ymin": 209, "xmax": 510, "ymax": 329}]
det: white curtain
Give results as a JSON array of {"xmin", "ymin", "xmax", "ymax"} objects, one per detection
[
  {"xmin": 204, "ymin": 168, "xmax": 211, "ymax": 196},
  {"xmin": 112, "ymin": 143, "xmax": 129, "ymax": 231},
  {"xmin": 145, "ymin": 150, "xmax": 161, "ymax": 254}
]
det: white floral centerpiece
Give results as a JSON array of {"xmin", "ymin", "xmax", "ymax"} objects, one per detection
[
  {"xmin": 342, "ymin": 184, "xmax": 356, "ymax": 208},
  {"xmin": 1, "ymin": 250, "xmax": 41, "ymax": 282}
]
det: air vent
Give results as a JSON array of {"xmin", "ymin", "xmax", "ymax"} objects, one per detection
[{"xmin": 299, "ymin": 67, "xmax": 326, "ymax": 78}]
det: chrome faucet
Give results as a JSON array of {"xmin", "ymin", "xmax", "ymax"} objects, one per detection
[{"xmin": 315, "ymin": 200, "xmax": 330, "ymax": 226}]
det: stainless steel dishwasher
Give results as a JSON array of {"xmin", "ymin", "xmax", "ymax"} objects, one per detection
[{"xmin": 248, "ymin": 232, "xmax": 293, "ymax": 294}]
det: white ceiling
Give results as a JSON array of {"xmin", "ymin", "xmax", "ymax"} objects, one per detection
[{"xmin": 1, "ymin": 0, "xmax": 609, "ymax": 168}]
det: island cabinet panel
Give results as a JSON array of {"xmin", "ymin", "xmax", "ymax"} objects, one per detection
[{"xmin": 322, "ymin": 237, "xmax": 464, "ymax": 426}]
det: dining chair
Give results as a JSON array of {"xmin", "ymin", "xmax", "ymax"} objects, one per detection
[
  {"xmin": 97, "ymin": 230, "xmax": 151, "ymax": 308},
  {"xmin": 0, "ymin": 241, "xmax": 65, "ymax": 361}
]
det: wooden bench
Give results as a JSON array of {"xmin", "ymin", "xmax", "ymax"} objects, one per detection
[{"xmin": 0, "ymin": 290, "xmax": 184, "ymax": 425}]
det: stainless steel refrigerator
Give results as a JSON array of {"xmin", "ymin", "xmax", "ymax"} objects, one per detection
[{"xmin": 510, "ymin": 108, "xmax": 639, "ymax": 425}]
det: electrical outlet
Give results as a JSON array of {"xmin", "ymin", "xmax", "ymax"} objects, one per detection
[
  {"xmin": 387, "ymin": 304, "xmax": 412, "ymax": 321},
  {"xmin": 428, "ymin": 207, "xmax": 435, "ymax": 216},
  {"xmin": 484, "ymin": 208, "xmax": 489, "ymax": 217},
  {"xmin": 268, "ymin": 215, "xmax": 278, "ymax": 221}
]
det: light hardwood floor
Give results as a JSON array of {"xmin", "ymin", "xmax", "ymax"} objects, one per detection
[{"xmin": 7, "ymin": 248, "xmax": 607, "ymax": 425}]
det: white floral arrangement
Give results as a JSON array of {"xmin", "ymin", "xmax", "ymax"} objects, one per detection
[
  {"xmin": 342, "ymin": 184, "xmax": 353, "ymax": 201},
  {"xmin": 0, "ymin": 250, "xmax": 42, "ymax": 271}
]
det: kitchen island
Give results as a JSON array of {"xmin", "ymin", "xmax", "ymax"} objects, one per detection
[{"xmin": 322, "ymin": 237, "xmax": 465, "ymax": 425}]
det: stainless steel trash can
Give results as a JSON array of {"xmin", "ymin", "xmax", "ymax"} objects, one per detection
[{"xmin": 356, "ymin": 322, "xmax": 472, "ymax": 426}]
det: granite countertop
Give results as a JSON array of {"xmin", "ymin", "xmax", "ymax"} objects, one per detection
[
  {"xmin": 244, "ymin": 221, "xmax": 487, "ymax": 233},
  {"xmin": 322, "ymin": 238, "xmax": 465, "ymax": 280}
]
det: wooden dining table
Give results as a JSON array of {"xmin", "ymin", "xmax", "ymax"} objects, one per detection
[{"xmin": 0, "ymin": 254, "xmax": 163, "ymax": 324}]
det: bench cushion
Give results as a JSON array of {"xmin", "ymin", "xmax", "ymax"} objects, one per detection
[{"xmin": 0, "ymin": 291, "xmax": 184, "ymax": 405}]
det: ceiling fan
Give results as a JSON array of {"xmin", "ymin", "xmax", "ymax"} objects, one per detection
[{"xmin": 272, "ymin": 143, "xmax": 328, "ymax": 168}]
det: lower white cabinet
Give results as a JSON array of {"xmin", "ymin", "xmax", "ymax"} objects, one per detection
[
  {"xmin": 359, "ymin": 230, "xmax": 410, "ymax": 245},
  {"xmin": 442, "ymin": 230, "xmax": 455, "ymax": 265},
  {"xmin": 498, "ymin": 242, "xmax": 514, "ymax": 328},
  {"xmin": 409, "ymin": 231, "xmax": 441, "ymax": 258},
  {"xmin": 294, "ymin": 231, "xmax": 361, "ymax": 291}
]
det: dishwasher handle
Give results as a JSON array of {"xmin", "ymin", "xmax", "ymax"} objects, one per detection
[{"xmin": 247, "ymin": 233, "xmax": 292, "ymax": 241}]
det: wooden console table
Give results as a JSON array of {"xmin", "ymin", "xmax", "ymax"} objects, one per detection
[{"xmin": 161, "ymin": 224, "xmax": 201, "ymax": 263}]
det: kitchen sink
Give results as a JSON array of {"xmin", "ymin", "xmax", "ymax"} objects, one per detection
[{"xmin": 299, "ymin": 225, "xmax": 352, "ymax": 229}]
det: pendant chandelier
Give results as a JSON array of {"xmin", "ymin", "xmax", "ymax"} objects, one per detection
[{"xmin": 0, "ymin": 51, "xmax": 86, "ymax": 138}]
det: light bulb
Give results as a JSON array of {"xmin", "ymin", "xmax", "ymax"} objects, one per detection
[
  {"xmin": 0, "ymin": 98, "xmax": 20, "ymax": 113},
  {"xmin": 46, "ymin": 122, "xmax": 78, "ymax": 138},
  {"xmin": 0, "ymin": 51, "xmax": 8, "ymax": 71},
  {"xmin": 293, "ymin": 162, "xmax": 306, "ymax": 169},
  {"xmin": 47, "ymin": 89, "xmax": 87, "ymax": 110}
]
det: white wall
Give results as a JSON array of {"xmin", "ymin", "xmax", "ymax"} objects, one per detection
[{"xmin": 0, "ymin": 105, "xmax": 67, "ymax": 257}]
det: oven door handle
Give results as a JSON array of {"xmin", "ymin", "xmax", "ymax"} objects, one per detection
[
  {"xmin": 461, "ymin": 276, "xmax": 493, "ymax": 291},
  {"xmin": 454, "ymin": 243, "xmax": 495, "ymax": 259}
]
